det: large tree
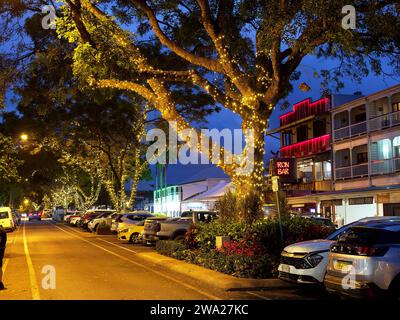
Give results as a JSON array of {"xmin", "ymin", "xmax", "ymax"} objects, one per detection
[
  {"xmin": 54, "ymin": 0, "xmax": 400, "ymax": 199},
  {"xmin": 1, "ymin": 1, "xmax": 400, "ymax": 214}
]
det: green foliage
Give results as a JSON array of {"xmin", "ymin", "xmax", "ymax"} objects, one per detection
[
  {"xmin": 155, "ymin": 240, "xmax": 190, "ymax": 260},
  {"xmin": 215, "ymin": 189, "xmax": 263, "ymax": 224}
]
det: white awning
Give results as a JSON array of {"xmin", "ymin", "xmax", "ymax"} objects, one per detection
[{"xmin": 185, "ymin": 181, "xmax": 232, "ymax": 202}]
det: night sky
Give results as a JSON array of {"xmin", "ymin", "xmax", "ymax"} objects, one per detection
[{"xmin": 4, "ymin": 54, "xmax": 399, "ymax": 188}]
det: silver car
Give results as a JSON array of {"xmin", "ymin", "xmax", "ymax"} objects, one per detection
[{"xmin": 324, "ymin": 219, "xmax": 400, "ymax": 299}]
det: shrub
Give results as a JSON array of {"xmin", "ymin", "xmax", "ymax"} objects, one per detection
[
  {"xmin": 156, "ymin": 240, "xmax": 189, "ymax": 260},
  {"xmin": 186, "ymin": 249, "xmax": 278, "ymax": 279}
]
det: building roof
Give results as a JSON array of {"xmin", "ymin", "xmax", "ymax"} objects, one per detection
[
  {"xmin": 183, "ymin": 180, "xmax": 232, "ymax": 202},
  {"xmin": 178, "ymin": 165, "xmax": 229, "ymax": 185}
]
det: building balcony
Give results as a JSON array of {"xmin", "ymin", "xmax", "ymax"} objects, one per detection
[
  {"xmin": 335, "ymin": 163, "xmax": 369, "ymax": 179},
  {"xmin": 280, "ymin": 134, "xmax": 330, "ymax": 158},
  {"xmin": 333, "ymin": 111, "xmax": 400, "ymax": 141}
]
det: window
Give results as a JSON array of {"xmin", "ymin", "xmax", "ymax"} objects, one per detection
[
  {"xmin": 393, "ymin": 102, "xmax": 400, "ymax": 112},
  {"xmin": 313, "ymin": 120, "xmax": 326, "ymax": 138},
  {"xmin": 394, "ymin": 137, "xmax": 400, "ymax": 158},
  {"xmin": 349, "ymin": 197, "xmax": 374, "ymax": 205},
  {"xmin": 379, "ymin": 139, "xmax": 392, "ymax": 159},
  {"xmin": 315, "ymin": 162, "xmax": 323, "ymax": 181},
  {"xmin": 297, "ymin": 159, "xmax": 313, "ymax": 183},
  {"xmin": 282, "ymin": 131, "xmax": 293, "ymax": 147},
  {"xmin": 296, "ymin": 125, "xmax": 308, "ymax": 142},
  {"xmin": 356, "ymin": 152, "xmax": 368, "ymax": 164},
  {"xmin": 323, "ymin": 161, "xmax": 332, "ymax": 180}
]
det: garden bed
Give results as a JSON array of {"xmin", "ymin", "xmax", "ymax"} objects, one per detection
[{"xmin": 155, "ymin": 217, "xmax": 334, "ymax": 279}]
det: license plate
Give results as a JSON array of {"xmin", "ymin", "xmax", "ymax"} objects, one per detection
[
  {"xmin": 334, "ymin": 260, "xmax": 352, "ymax": 272},
  {"xmin": 280, "ymin": 264, "xmax": 291, "ymax": 273}
]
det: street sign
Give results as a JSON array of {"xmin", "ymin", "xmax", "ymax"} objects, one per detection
[{"xmin": 271, "ymin": 176, "xmax": 279, "ymax": 192}]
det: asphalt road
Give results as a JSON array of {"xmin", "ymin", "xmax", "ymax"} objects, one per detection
[{"xmin": 0, "ymin": 220, "xmax": 333, "ymax": 300}]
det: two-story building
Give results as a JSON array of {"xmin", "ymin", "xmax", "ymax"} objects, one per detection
[{"xmin": 282, "ymin": 84, "xmax": 400, "ymax": 224}]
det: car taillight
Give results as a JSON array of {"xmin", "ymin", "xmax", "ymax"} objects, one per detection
[
  {"xmin": 356, "ymin": 245, "xmax": 389, "ymax": 257},
  {"xmin": 332, "ymin": 244, "xmax": 389, "ymax": 257}
]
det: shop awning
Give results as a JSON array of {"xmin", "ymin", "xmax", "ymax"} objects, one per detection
[{"xmin": 184, "ymin": 181, "xmax": 232, "ymax": 202}]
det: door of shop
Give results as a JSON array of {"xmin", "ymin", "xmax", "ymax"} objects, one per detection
[{"xmin": 383, "ymin": 203, "xmax": 400, "ymax": 216}]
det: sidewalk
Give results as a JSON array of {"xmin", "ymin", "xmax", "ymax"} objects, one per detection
[{"xmin": 135, "ymin": 251, "xmax": 297, "ymax": 292}]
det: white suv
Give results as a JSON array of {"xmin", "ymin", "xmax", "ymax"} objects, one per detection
[
  {"xmin": 325, "ymin": 219, "xmax": 400, "ymax": 299},
  {"xmin": 88, "ymin": 211, "xmax": 116, "ymax": 232},
  {"xmin": 278, "ymin": 216, "xmax": 400, "ymax": 284}
]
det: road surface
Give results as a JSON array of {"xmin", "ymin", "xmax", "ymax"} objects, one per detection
[{"xmin": 0, "ymin": 221, "xmax": 332, "ymax": 300}]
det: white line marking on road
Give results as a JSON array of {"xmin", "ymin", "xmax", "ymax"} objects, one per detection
[
  {"xmin": 96, "ymin": 238, "xmax": 138, "ymax": 254},
  {"xmin": 2, "ymin": 258, "xmax": 9, "ymax": 276},
  {"xmin": 22, "ymin": 223, "xmax": 41, "ymax": 300},
  {"xmin": 53, "ymin": 224, "xmax": 221, "ymax": 300},
  {"xmin": 245, "ymin": 291, "xmax": 273, "ymax": 300}
]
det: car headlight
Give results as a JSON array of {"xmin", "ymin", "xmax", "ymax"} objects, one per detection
[
  {"xmin": 306, "ymin": 253, "xmax": 324, "ymax": 268},
  {"xmin": 119, "ymin": 229, "xmax": 129, "ymax": 233}
]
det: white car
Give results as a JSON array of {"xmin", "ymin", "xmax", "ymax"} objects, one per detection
[
  {"xmin": 88, "ymin": 211, "xmax": 116, "ymax": 232},
  {"xmin": 0, "ymin": 207, "xmax": 16, "ymax": 232},
  {"xmin": 69, "ymin": 215, "xmax": 82, "ymax": 226},
  {"xmin": 278, "ymin": 216, "xmax": 400, "ymax": 284},
  {"xmin": 112, "ymin": 211, "xmax": 154, "ymax": 232}
]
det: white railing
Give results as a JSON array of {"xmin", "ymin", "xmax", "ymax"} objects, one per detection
[
  {"xmin": 335, "ymin": 166, "xmax": 352, "ymax": 179},
  {"xmin": 352, "ymin": 163, "xmax": 368, "ymax": 177},
  {"xmin": 334, "ymin": 127, "xmax": 350, "ymax": 141},
  {"xmin": 350, "ymin": 121, "xmax": 367, "ymax": 136},
  {"xmin": 369, "ymin": 111, "xmax": 400, "ymax": 132},
  {"xmin": 334, "ymin": 111, "xmax": 400, "ymax": 141}
]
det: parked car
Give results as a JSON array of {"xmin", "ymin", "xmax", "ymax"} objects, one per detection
[
  {"xmin": 143, "ymin": 211, "xmax": 217, "ymax": 245},
  {"xmin": 278, "ymin": 216, "xmax": 400, "ymax": 285},
  {"xmin": 28, "ymin": 211, "xmax": 42, "ymax": 221},
  {"xmin": 64, "ymin": 211, "xmax": 80, "ymax": 223},
  {"xmin": 324, "ymin": 219, "xmax": 400, "ymax": 299},
  {"xmin": 300, "ymin": 215, "xmax": 336, "ymax": 228},
  {"xmin": 142, "ymin": 216, "xmax": 170, "ymax": 245},
  {"xmin": 79, "ymin": 211, "xmax": 101, "ymax": 230},
  {"xmin": 117, "ymin": 221, "xmax": 146, "ymax": 244},
  {"xmin": 0, "ymin": 207, "xmax": 16, "ymax": 232},
  {"xmin": 70, "ymin": 214, "xmax": 84, "ymax": 226},
  {"xmin": 112, "ymin": 211, "xmax": 154, "ymax": 232},
  {"xmin": 88, "ymin": 211, "xmax": 117, "ymax": 232}
]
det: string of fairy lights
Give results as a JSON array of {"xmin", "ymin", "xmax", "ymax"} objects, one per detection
[{"xmin": 69, "ymin": 0, "xmax": 280, "ymax": 202}]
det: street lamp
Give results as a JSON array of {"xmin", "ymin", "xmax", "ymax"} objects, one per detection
[
  {"xmin": 20, "ymin": 133, "xmax": 29, "ymax": 142},
  {"xmin": 24, "ymin": 199, "xmax": 29, "ymax": 205}
]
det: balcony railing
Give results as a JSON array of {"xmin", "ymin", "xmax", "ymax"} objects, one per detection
[
  {"xmin": 335, "ymin": 158, "xmax": 400, "ymax": 180},
  {"xmin": 371, "ymin": 157, "xmax": 400, "ymax": 175},
  {"xmin": 335, "ymin": 163, "xmax": 368, "ymax": 179},
  {"xmin": 333, "ymin": 111, "xmax": 400, "ymax": 141},
  {"xmin": 369, "ymin": 110, "xmax": 400, "ymax": 132},
  {"xmin": 333, "ymin": 121, "xmax": 367, "ymax": 141},
  {"xmin": 280, "ymin": 134, "xmax": 330, "ymax": 158}
]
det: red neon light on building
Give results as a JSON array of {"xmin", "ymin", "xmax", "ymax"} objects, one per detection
[
  {"xmin": 280, "ymin": 134, "xmax": 330, "ymax": 158},
  {"xmin": 280, "ymin": 97, "xmax": 329, "ymax": 126}
]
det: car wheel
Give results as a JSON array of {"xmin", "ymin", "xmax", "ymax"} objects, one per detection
[
  {"xmin": 129, "ymin": 233, "xmax": 140, "ymax": 244},
  {"xmin": 173, "ymin": 234, "xmax": 185, "ymax": 241}
]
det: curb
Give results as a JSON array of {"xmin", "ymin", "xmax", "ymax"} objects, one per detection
[{"xmin": 135, "ymin": 251, "xmax": 297, "ymax": 292}]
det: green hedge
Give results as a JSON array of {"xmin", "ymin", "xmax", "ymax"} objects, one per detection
[
  {"xmin": 156, "ymin": 240, "xmax": 278, "ymax": 278},
  {"xmin": 156, "ymin": 217, "xmax": 335, "ymax": 279}
]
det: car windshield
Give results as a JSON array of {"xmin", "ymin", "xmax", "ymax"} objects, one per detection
[{"xmin": 0, "ymin": 211, "xmax": 9, "ymax": 219}]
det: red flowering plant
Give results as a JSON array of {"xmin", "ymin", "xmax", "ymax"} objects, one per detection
[{"xmin": 216, "ymin": 238, "xmax": 265, "ymax": 257}]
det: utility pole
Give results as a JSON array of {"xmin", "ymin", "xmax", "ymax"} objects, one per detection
[{"xmin": 272, "ymin": 169, "xmax": 284, "ymax": 244}]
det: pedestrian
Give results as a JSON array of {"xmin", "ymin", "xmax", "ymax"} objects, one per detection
[{"xmin": 0, "ymin": 224, "xmax": 7, "ymax": 290}]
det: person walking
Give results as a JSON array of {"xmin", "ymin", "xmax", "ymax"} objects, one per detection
[{"xmin": 0, "ymin": 224, "xmax": 7, "ymax": 290}]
